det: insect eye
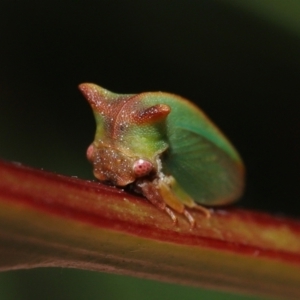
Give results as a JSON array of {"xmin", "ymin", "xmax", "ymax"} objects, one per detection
[
  {"xmin": 86, "ymin": 144, "xmax": 94, "ymax": 161},
  {"xmin": 133, "ymin": 159, "xmax": 153, "ymax": 177}
]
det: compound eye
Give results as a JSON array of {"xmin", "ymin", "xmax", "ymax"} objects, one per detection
[
  {"xmin": 86, "ymin": 144, "xmax": 94, "ymax": 161},
  {"xmin": 133, "ymin": 159, "xmax": 153, "ymax": 177}
]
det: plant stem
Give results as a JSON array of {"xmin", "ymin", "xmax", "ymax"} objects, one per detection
[{"xmin": 0, "ymin": 160, "xmax": 299, "ymax": 299}]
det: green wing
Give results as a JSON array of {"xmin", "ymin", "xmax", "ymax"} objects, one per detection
[{"xmin": 163, "ymin": 127, "xmax": 244, "ymax": 205}]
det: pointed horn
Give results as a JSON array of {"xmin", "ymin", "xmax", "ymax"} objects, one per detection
[
  {"xmin": 131, "ymin": 104, "xmax": 171, "ymax": 124},
  {"xmin": 78, "ymin": 83, "xmax": 114, "ymax": 111}
]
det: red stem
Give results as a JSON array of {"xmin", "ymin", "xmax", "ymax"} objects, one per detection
[{"xmin": 0, "ymin": 160, "xmax": 300, "ymax": 299}]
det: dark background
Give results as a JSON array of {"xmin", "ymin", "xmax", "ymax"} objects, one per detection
[{"xmin": 1, "ymin": 1, "xmax": 300, "ymax": 299}]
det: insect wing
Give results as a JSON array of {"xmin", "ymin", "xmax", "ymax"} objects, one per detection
[{"xmin": 164, "ymin": 127, "xmax": 244, "ymax": 205}]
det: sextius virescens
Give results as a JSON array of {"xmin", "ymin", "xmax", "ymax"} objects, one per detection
[{"xmin": 79, "ymin": 83, "xmax": 245, "ymax": 226}]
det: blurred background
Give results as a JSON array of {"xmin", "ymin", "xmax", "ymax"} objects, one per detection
[{"xmin": 1, "ymin": 1, "xmax": 300, "ymax": 299}]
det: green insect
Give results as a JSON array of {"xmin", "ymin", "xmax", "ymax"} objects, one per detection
[{"xmin": 79, "ymin": 83, "xmax": 245, "ymax": 226}]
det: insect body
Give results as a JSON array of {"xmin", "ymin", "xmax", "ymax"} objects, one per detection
[{"xmin": 79, "ymin": 83, "xmax": 245, "ymax": 226}]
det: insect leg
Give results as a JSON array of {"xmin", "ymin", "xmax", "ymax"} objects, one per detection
[
  {"xmin": 158, "ymin": 179, "xmax": 198, "ymax": 227},
  {"xmin": 137, "ymin": 180, "xmax": 178, "ymax": 224},
  {"xmin": 183, "ymin": 210, "xmax": 195, "ymax": 228},
  {"xmin": 192, "ymin": 204, "xmax": 211, "ymax": 219},
  {"xmin": 166, "ymin": 176, "xmax": 211, "ymax": 219}
]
